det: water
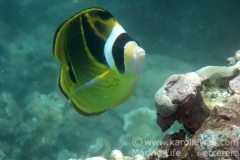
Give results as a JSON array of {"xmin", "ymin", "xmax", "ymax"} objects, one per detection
[{"xmin": 0, "ymin": 0, "xmax": 239, "ymax": 159}]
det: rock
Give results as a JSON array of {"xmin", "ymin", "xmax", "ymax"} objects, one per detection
[
  {"xmin": 155, "ymin": 56, "xmax": 240, "ymax": 132},
  {"xmin": 155, "ymin": 72, "xmax": 204, "ymax": 132},
  {"xmin": 229, "ymin": 74, "xmax": 240, "ymax": 94},
  {"xmin": 146, "ymin": 130, "xmax": 186, "ymax": 160},
  {"xmin": 155, "ymin": 72, "xmax": 202, "ymax": 117},
  {"xmin": 179, "ymin": 95, "xmax": 240, "ymax": 159}
]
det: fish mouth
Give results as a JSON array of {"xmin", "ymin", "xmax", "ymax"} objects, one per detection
[
  {"xmin": 134, "ymin": 47, "xmax": 146, "ymax": 60},
  {"xmin": 131, "ymin": 46, "xmax": 146, "ymax": 74}
]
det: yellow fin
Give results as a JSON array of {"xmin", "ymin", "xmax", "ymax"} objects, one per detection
[{"xmin": 70, "ymin": 69, "xmax": 139, "ymax": 115}]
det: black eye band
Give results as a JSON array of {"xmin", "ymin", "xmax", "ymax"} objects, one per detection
[{"xmin": 112, "ymin": 33, "xmax": 134, "ymax": 73}]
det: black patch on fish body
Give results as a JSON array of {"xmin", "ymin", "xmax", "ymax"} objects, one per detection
[
  {"xmin": 112, "ymin": 33, "xmax": 134, "ymax": 74},
  {"xmin": 68, "ymin": 68, "xmax": 77, "ymax": 83},
  {"xmin": 65, "ymin": 18, "xmax": 82, "ymax": 55},
  {"xmin": 89, "ymin": 9, "xmax": 113, "ymax": 20},
  {"xmin": 82, "ymin": 13, "xmax": 108, "ymax": 66},
  {"xmin": 64, "ymin": 17, "xmax": 84, "ymax": 83},
  {"xmin": 65, "ymin": 55, "xmax": 77, "ymax": 84},
  {"xmin": 93, "ymin": 21, "xmax": 106, "ymax": 35}
]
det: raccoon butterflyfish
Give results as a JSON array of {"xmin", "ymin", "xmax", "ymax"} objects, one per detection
[{"xmin": 53, "ymin": 7, "xmax": 145, "ymax": 116}]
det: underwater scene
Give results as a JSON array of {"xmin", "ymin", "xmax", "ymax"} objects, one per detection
[{"xmin": 0, "ymin": 0, "xmax": 240, "ymax": 160}]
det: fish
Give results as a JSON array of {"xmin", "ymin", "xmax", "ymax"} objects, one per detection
[{"xmin": 53, "ymin": 7, "xmax": 145, "ymax": 116}]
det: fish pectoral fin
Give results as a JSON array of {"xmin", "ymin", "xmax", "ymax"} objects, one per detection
[
  {"xmin": 73, "ymin": 70, "xmax": 111, "ymax": 93},
  {"xmin": 68, "ymin": 76, "xmax": 100, "ymax": 102},
  {"xmin": 74, "ymin": 77, "xmax": 100, "ymax": 92}
]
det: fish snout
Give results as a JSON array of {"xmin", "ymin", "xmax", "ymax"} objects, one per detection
[{"xmin": 131, "ymin": 46, "xmax": 146, "ymax": 74}]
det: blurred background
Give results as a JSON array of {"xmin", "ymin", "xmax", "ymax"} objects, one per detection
[{"xmin": 0, "ymin": 0, "xmax": 239, "ymax": 159}]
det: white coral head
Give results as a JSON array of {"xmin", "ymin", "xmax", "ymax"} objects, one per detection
[
  {"xmin": 110, "ymin": 150, "xmax": 124, "ymax": 160},
  {"xmin": 85, "ymin": 157, "xmax": 107, "ymax": 160},
  {"xmin": 133, "ymin": 154, "xmax": 146, "ymax": 160},
  {"xmin": 155, "ymin": 89, "xmax": 177, "ymax": 117},
  {"xmin": 235, "ymin": 50, "xmax": 240, "ymax": 61},
  {"xmin": 227, "ymin": 57, "xmax": 236, "ymax": 66}
]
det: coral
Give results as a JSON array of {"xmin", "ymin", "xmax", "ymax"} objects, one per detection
[
  {"xmin": 227, "ymin": 50, "xmax": 240, "ymax": 65},
  {"xmin": 153, "ymin": 51, "xmax": 240, "ymax": 159},
  {"xmin": 85, "ymin": 150, "xmax": 145, "ymax": 160},
  {"xmin": 235, "ymin": 50, "xmax": 240, "ymax": 60},
  {"xmin": 133, "ymin": 155, "xmax": 145, "ymax": 160},
  {"xmin": 85, "ymin": 157, "xmax": 107, "ymax": 160},
  {"xmin": 195, "ymin": 61, "xmax": 240, "ymax": 80},
  {"xmin": 179, "ymin": 95, "xmax": 240, "ymax": 160},
  {"xmin": 227, "ymin": 56, "xmax": 236, "ymax": 66},
  {"xmin": 0, "ymin": 92, "xmax": 23, "ymax": 121},
  {"xmin": 155, "ymin": 53, "xmax": 240, "ymax": 132},
  {"xmin": 87, "ymin": 138, "xmax": 111, "ymax": 158},
  {"xmin": 110, "ymin": 150, "xmax": 124, "ymax": 160},
  {"xmin": 200, "ymin": 75, "xmax": 232, "ymax": 111},
  {"xmin": 0, "ymin": 142, "xmax": 10, "ymax": 158},
  {"xmin": 0, "ymin": 92, "xmax": 22, "ymax": 136},
  {"xmin": 152, "ymin": 95, "xmax": 240, "ymax": 160},
  {"xmin": 195, "ymin": 60, "xmax": 240, "ymax": 111},
  {"xmin": 0, "ymin": 149, "xmax": 5, "ymax": 160},
  {"xmin": 57, "ymin": 149, "xmax": 78, "ymax": 160},
  {"xmin": 14, "ymin": 91, "xmax": 66, "ymax": 148},
  {"xmin": 155, "ymin": 72, "xmax": 202, "ymax": 117},
  {"xmin": 229, "ymin": 74, "xmax": 240, "ymax": 94},
  {"xmin": 26, "ymin": 91, "xmax": 65, "ymax": 130},
  {"xmin": 154, "ymin": 75, "xmax": 178, "ymax": 117},
  {"xmin": 0, "ymin": 119, "xmax": 17, "ymax": 136},
  {"xmin": 146, "ymin": 130, "xmax": 186, "ymax": 160},
  {"xmin": 0, "ymin": 91, "xmax": 74, "ymax": 159},
  {"xmin": 119, "ymin": 107, "xmax": 160, "ymax": 155}
]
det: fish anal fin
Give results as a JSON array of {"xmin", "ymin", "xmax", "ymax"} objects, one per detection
[{"xmin": 72, "ymin": 102, "xmax": 106, "ymax": 116}]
